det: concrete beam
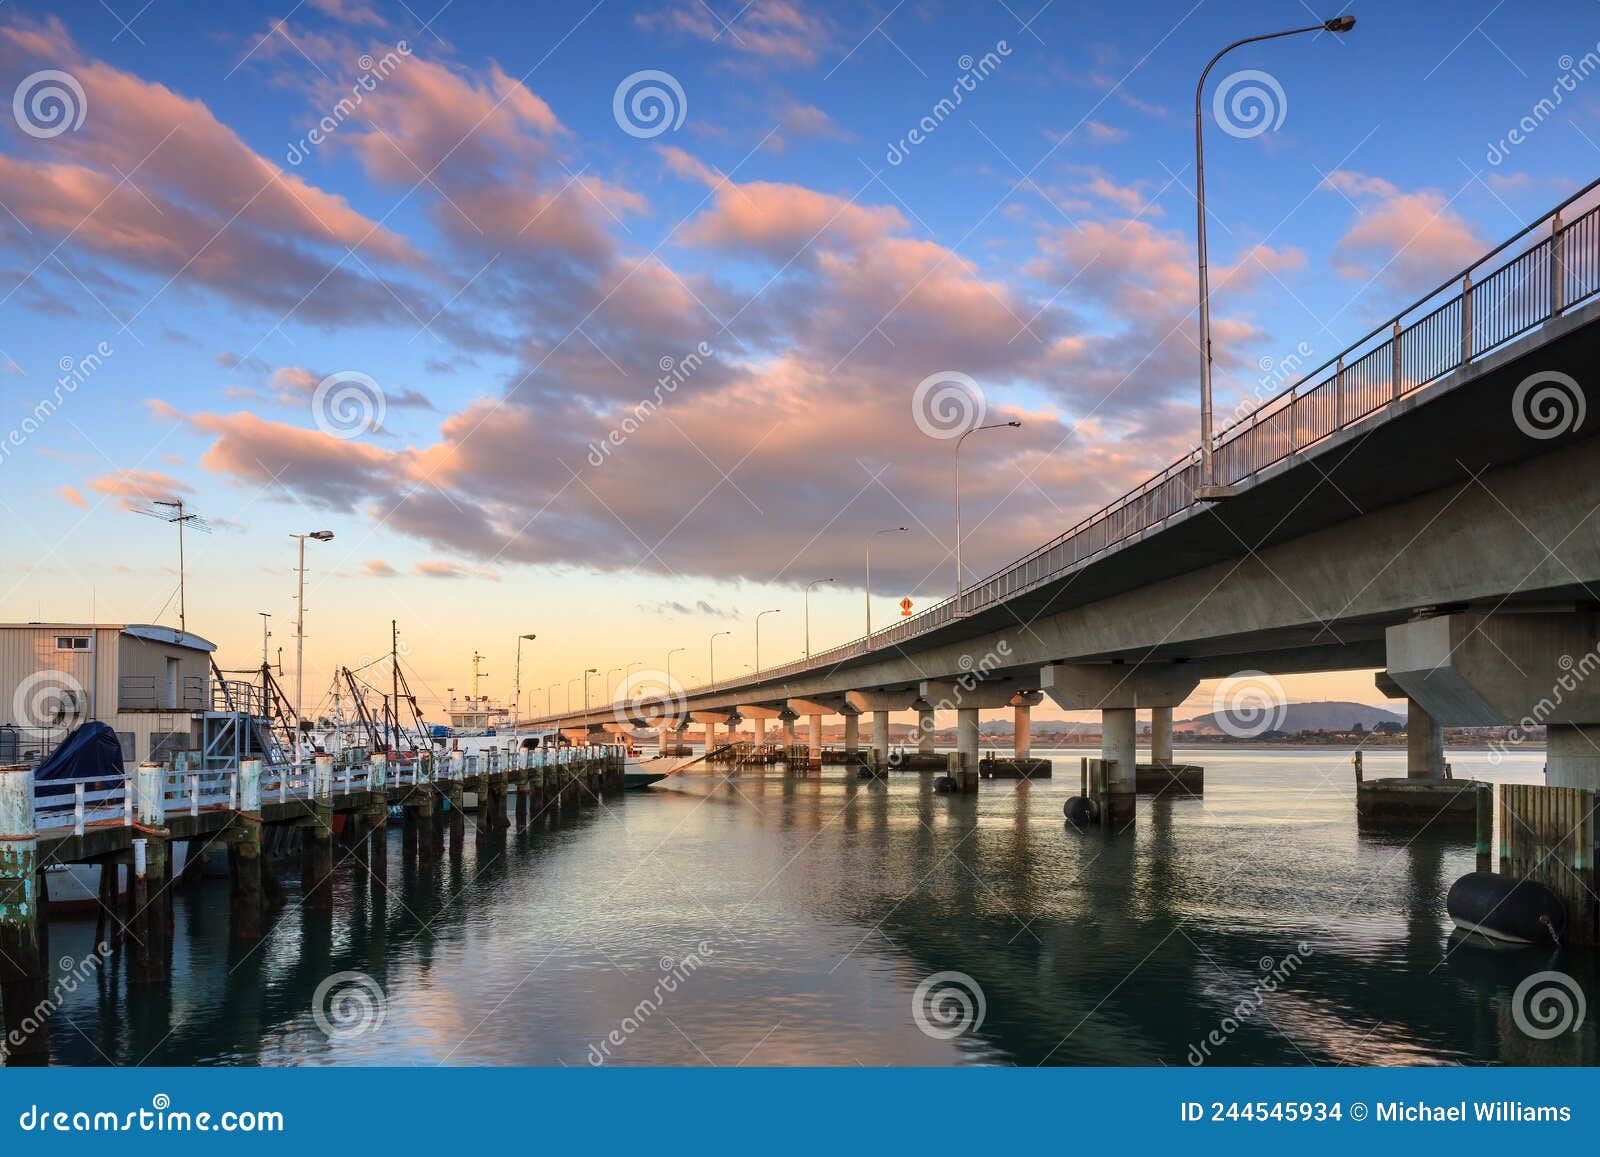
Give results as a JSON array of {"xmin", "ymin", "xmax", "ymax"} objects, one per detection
[
  {"xmin": 1039, "ymin": 662, "xmax": 1198, "ymax": 710},
  {"xmin": 734, "ymin": 705, "xmax": 784, "ymax": 719},
  {"xmin": 845, "ymin": 689, "xmax": 920, "ymax": 713},
  {"xmin": 920, "ymin": 677, "xmax": 1028, "ymax": 711}
]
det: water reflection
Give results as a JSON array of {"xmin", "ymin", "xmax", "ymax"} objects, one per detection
[{"xmin": 32, "ymin": 748, "xmax": 1595, "ymax": 1067}]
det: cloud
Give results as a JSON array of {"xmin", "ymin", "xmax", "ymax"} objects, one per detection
[
  {"xmin": 640, "ymin": 600, "xmax": 741, "ymax": 619},
  {"xmin": 87, "ymin": 468, "xmax": 191, "ymax": 509},
  {"xmin": 362, "ymin": 559, "xmax": 398, "ymax": 577},
  {"xmin": 638, "ymin": 0, "xmax": 832, "ymax": 68},
  {"xmin": 60, "ymin": 485, "xmax": 86, "ymax": 508},
  {"xmin": 1084, "ymin": 120, "xmax": 1127, "ymax": 144},
  {"xmin": 1324, "ymin": 171, "xmax": 1486, "ymax": 293},
  {"xmin": 306, "ymin": 0, "xmax": 386, "ymax": 26}
]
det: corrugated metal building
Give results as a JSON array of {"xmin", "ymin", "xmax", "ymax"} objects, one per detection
[{"xmin": 0, "ymin": 622, "xmax": 216, "ymax": 764}]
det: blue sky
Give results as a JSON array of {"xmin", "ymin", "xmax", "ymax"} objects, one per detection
[{"xmin": 1, "ymin": 0, "xmax": 1595, "ymax": 718}]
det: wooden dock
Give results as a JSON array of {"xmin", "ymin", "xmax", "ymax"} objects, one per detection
[{"xmin": 0, "ymin": 744, "xmax": 624, "ymax": 1064}]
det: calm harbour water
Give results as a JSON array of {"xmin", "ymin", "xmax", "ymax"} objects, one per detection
[{"xmin": 38, "ymin": 747, "xmax": 1598, "ymax": 1067}]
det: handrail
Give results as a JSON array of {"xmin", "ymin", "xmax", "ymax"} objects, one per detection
[{"xmin": 534, "ymin": 177, "xmax": 1600, "ymax": 720}]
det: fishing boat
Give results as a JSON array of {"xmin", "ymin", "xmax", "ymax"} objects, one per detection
[{"xmin": 622, "ymin": 747, "xmax": 699, "ymax": 789}]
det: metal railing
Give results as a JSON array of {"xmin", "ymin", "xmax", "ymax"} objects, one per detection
[
  {"xmin": 29, "ymin": 743, "xmax": 626, "ymax": 835},
  {"xmin": 621, "ymin": 177, "xmax": 1600, "ymax": 705}
]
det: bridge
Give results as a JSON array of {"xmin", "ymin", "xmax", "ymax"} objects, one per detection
[{"xmin": 535, "ymin": 179, "xmax": 1600, "ymax": 819}]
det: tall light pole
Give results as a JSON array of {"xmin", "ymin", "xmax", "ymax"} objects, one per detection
[
  {"xmin": 754, "ymin": 609, "xmax": 781, "ymax": 671},
  {"xmin": 567, "ymin": 678, "xmax": 581, "ymax": 713},
  {"xmin": 513, "ymin": 632, "xmax": 535, "ymax": 746},
  {"xmin": 605, "ymin": 667, "xmax": 623, "ymax": 704},
  {"xmin": 709, "ymin": 630, "xmax": 731, "ymax": 685},
  {"xmin": 547, "ymin": 683, "xmax": 559, "ymax": 719},
  {"xmin": 954, "ymin": 421, "xmax": 1021, "ymax": 610},
  {"xmin": 666, "ymin": 647, "xmax": 685, "ymax": 688},
  {"xmin": 866, "ymin": 528, "xmax": 908, "ymax": 648},
  {"xmin": 290, "ymin": 530, "xmax": 333, "ymax": 767},
  {"xmin": 1195, "ymin": 15, "xmax": 1356, "ymax": 497},
  {"xmin": 582, "ymin": 667, "xmax": 598, "ymax": 715},
  {"xmin": 804, "ymin": 578, "xmax": 834, "ymax": 661}
]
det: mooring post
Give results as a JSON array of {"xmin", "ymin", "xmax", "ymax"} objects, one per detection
[
  {"xmin": 366, "ymin": 754, "xmax": 388, "ymax": 897},
  {"xmin": 0, "ymin": 765, "xmax": 48, "ymax": 1064},
  {"xmin": 303, "ymin": 754, "xmax": 335, "ymax": 910},
  {"xmin": 228, "ymin": 759, "xmax": 265, "ymax": 941},
  {"xmin": 1475, "ymin": 783, "xmax": 1493, "ymax": 874}
]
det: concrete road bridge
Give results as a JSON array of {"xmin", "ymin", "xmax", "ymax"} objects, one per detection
[{"xmin": 535, "ymin": 179, "xmax": 1600, "ymax": 824}]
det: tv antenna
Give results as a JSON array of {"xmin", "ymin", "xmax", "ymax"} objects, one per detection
[{"xmin": 131, "ymin": 497, "xmax": 210, "ymax": 632}]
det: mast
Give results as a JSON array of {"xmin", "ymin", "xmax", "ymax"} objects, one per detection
[{"xmin": 391, "ymin": 619, "xmax": 399, "ymax": 753}]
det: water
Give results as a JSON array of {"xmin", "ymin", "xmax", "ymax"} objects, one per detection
[{"xmin": 36, "ymin": 748, "xmax": 1598, "ymax": 1067}]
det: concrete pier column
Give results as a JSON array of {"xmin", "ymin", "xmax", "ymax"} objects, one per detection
[
  {"xmin": 1547, "ymin": 725, "xmax": 1600, "ymax": 789},
  {"xmin": 842, "ymin": 712, "xmax": 860, "ymax": 754},
  {"xmin": 229, "ymin": 759, "xmax": 264, "ymax": 942},
  {"xmin": 918, "ymin": 705, "xmax": 936, "ymax": 755},
  {"xmin": 752, "ymin": 717, "xmax": 765, "ymax": 745},
  {"xmin": 808, "ymin": 715, "xmax": 823, "ymax": 759},
  {"xmin": 1013, "ymin": 703, "xmax": 1032, "ymax": 759},
  {"xmin": 129, "ymin": 835, "xmax": 169, "ymax": 985},
  {"xmin": 1151, "ymin": 705, "xmax": 1173, "ymax": 766},
  {"xmin": 0, "ymin": 765, "xmax": 48, "ymax": 1064},
  {"xmin": 1406, "ymin": 698, "xmax": 1445, "ymax": 780},
  {"xmin": 780, "ymin": 712, "xmax": 797, "ymax": 748},
  {"xmin": 956, "ymin": 707, "xmax": 981, "ymax": 792},
  {"xmin": 705, "ymin": 721, "xmax": 716, "ymax": 753},
  {"xmin": 872, "ymin": 710, "xmax": 890, "ymax": 767},
  {"xmin": 1101, "ymin": 708, "xmax": 1137, "ymax": 829},
  {"xmin": 302, "ymin": 755, "xmax": 335, "ymax": 908}
]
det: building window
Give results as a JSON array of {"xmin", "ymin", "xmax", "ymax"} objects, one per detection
[
  {"xmin": 55, "ymin": 635, "xmax": 90, "ymax": 651},
  {"xmin": 115, "ymin": 732, "xmax": 135, "ymax": 762}
]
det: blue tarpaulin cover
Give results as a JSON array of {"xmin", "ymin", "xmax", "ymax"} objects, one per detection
[{"xmin": 33, "ymin": 720, "xmax": 125, "ymax": 796}]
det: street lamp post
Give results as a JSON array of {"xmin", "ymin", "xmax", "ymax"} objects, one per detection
[
  {"xmin": 513, "ymin": 632, "xmax": 535, "ymax": 748},
  {"xmin": 866, "ymin": 528, "xmax": 908, "ymax": 648},
  {"xmin": 804, "ymin": 578, "xmax": 834, "ymax": 662},
  {"xmin": 709, "ymin": 630, "xmax": 731, "ymax": 685},
  {"xmin": 1194, "ymin": 15, "xmax": 1356, "ymax": 497},
  {"xmin": 755, "ymin": 609, "xmax": 781, "ymax": 672},
  {"xmin": 547, "ymin": 683, "xmax": 559, "ymax": 719},
  {"xmin": 567, "ymin": 678, "xmax": 580, "ymax": 713},
  {"xmin": 954, "ymin": 421, "xmax": 1021, "ymax": 610},
  {"xmin": 290, "ymin": 530, "xmax": 334, "ymax": 768},
  {"xmin": 582, "ymin": 667, "xmax": 598, "ymax": 715},
  {"xmin": 666, "ymin": 647, "xmax": 685, "ymax": 688}
]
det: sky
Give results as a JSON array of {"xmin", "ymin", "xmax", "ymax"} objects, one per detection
[{"xmin": 1, "ymin": 0, "xmax": 1595, "ymax": 725}]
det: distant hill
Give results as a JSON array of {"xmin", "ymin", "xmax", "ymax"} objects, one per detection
[{"xmin": 1180, "ymin": 701, "xmax": 1403, "ymax": 735}]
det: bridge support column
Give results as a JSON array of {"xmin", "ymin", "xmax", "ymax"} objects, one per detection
[
  {"xmin": 1013, "ymin": 703, "xmax": 1032, "ymax": 759},
  {"xmin": 1150, "ymin": 706, "xmax": 1173, "ymax": 765},
  {"xmin": 918, "ymin": 705, "xmax": 936, "ymax": 755},
  {"xmin": 809, "ymin": 715, "xmax": 823, "ymax": 759},
  {"xmin": 843, "ymin": 712, "xmax": 860, "ymax": 754},
  {"xmin": 781, "ymin": 712, "xmax": 797, "ymax": 748},
  {"xmin": 956, "ymin": 708, "xmax": 980, "ymax": 792},
  {"xmin": 1101, "ymin": 708, "xmax": 1137, "ymax": 829},
  {"xmin": 1406, "ymin": 699, "xmax": 1445, "ymax": 780},
  {"xmin": 872, "ymin": 710, "xmax": 890, "ymax": 768}
]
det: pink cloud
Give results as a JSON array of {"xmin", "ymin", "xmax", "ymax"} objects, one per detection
[
  {"xmin": 638, "ymin": 0, "xmax": 831, "ymax": 68},
  {"xmin": 88, "ymin": 468, "xmax": 191, "ymax": 509},
  {"xmin": 1324, "ymin": 171, "xmax": 1486, "ymax": 293}
]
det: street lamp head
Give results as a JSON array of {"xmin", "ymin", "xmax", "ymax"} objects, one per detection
[
  {"xmin": 1323, "ymin": 15, "xmax": 1355, "ymax": 32},
  {"xmin": 1006, "ymin": 420, "xmax": 1022, "ymax": 428},
  {"xmin": 520, "ymin": 633, "xmax": 537, "ymax": 640}
]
